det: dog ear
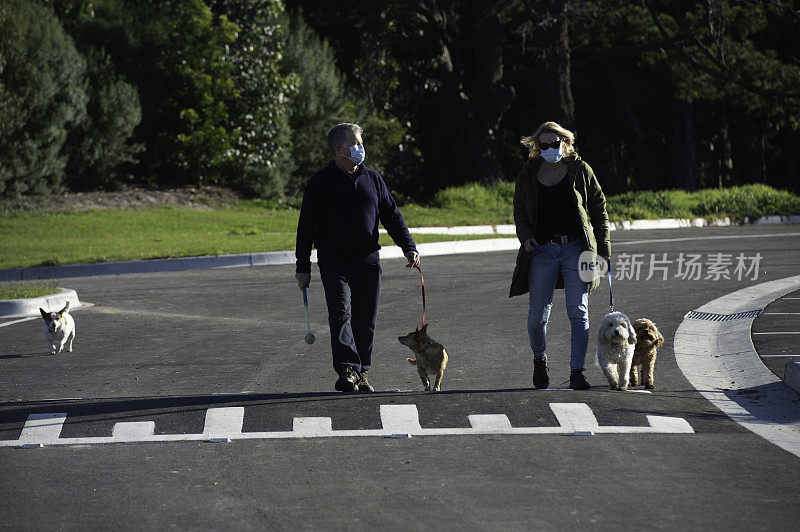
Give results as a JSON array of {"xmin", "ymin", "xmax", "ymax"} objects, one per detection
[
  {"xmin": 655, "ymin": 330, "xmax": 665, "ymax": 347},
  {"xmin": 421, "ymin": 323, "xmax": 428, "ymax": 333},
  {"xmin": 40, "ymin": 308, "xmax": 49, "ymax": 320},
  {"xmin": 627, "ymin": 319, "xmax": 637, "ymax": 344}
]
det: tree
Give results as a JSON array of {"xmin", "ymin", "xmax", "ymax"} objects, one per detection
[
  {"xmin": 570, "ymin": 0, "xmax": 800, "ymax": 192},
  {"xmin": 0, "ymin": 0, "xmax": 88, "ymax": 197},
  {"xmin": 208, "ymin": 0, "xmax": 298, "ymax": 197},
  {"xmin": 279, "ymin": 10, "xmax": 348, "ymax": 194},
  {"xmin": 63, "ymin": 46, "xmax": 144, "ymax": 190},
  {"xmin": 62, "ymin": 0, "xmax": 240, "ymax": 186},
  {"xmin": 287, "ymin": 0, "xmax": 577, "ymax": 192}
]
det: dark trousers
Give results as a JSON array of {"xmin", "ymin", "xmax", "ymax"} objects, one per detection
[{"xmin": 319, "ymin": 259, "xmax": 381, "ymax": 375}]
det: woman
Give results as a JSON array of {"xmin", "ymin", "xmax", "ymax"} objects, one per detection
[{"xmin": 509, "ymin": 121, "xmax": 610, "ymax": 390}]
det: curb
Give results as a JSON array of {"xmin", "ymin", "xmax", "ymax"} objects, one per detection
[
  {"xmin": 378, "ymin": 216, "xmax": 800, "ymax": 235},
  {"xmin": 674, "ymin": 275, "xmax": 800, "ymax": 458},
  {"xmin": 0, "ymin": 251, "xmax": 304, "ymax": 282},
  {"xmin": 0, "ymin": 238, "xmax": 520, "ymax": 282},
  {"xmin": 0, "ymin": 288, "xmax": 81, "ymax": 319},
  {"xmin": 786, "ymin": 362, "xmax": 800, "ymax": 396}
]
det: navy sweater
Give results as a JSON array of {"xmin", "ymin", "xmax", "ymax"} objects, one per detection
[{"xmin": 295, "ymin": 161, "xmax": 417, "ymax": 273}]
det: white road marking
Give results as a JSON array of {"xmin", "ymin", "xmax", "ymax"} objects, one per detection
[
  {"xmin": 550, "ymin": 403, "xmax": 599, "ymax": 432},
  {"xmin": 19, "ymin": 413, "xmax": 67, "ymax": 444},
  {"xmin": 468, "ymin": 414, "xmax": 512, "ymax": 430},
  {"xmin": 203, "ymin": 407, "xmax": 244, "ymax": 437},
  {"xmin": 112, "ymin": 421, "xmax": 155, "ymax": 441},
  {"xmin": 753, "ymin": 332, "xmax": 800, "ymax": 335},
  {"xmin": 646, "ymin": 416, "xmax": 695, "ymax": 433},
  {"xmin": 380, "ymin": 404, "xmax": 422, "ymax": 434},
  {"xmin": 615, "ymin": 231, "xmax": 800, "ymax": 246},
  {"xmin": 292, "ymin": 417, "xmax": 333, "ymax": 436},
  {"xmin": 0, "ymin": 403, "xmax": 694, "ymax": 447},
  {"xmin": 763, "ymin": 312, "xmax": 800, "ymax": 315},
  {"xmin": 86, "ymin": 306, "xmax": 303, "ymax": 327},
  {"xmin": 759, "ymin": 354, "xmax": 800, "ymax": 358},
  {"xmin": 674, "ymin": 274, "xmax": 800, "ymax": 459},
  {"xmin": 0, "ymin": 317, "xmax": 36, "ymax": 328}
]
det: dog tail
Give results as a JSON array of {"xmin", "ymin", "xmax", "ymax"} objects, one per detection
[{"xmin": 407, "ymin": 358, "xmax": 417, "ymax": 365}]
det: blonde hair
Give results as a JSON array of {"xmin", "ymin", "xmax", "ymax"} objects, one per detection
[{"xmin": 521, "ymin": 121, "xmax": 577, "ymax": 160}]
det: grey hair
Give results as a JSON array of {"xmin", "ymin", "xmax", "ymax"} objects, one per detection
[{"xmin": 327, "ymin": 123, "xmax": 363, "ymax": 155}]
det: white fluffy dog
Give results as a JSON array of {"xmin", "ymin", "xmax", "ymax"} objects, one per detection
[{"xmin": 596, "ymin": 311, "xmax": 637, "ymax": 391}]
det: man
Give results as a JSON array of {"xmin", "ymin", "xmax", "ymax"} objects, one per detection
[{"xmin": 295, "ymin": 123, "xmax": 420, "ymax": 393}]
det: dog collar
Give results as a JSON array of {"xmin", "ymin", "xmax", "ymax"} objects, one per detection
[{"xmin": 419, "ymin": 341, "xmax": 434, "ymax": 355}]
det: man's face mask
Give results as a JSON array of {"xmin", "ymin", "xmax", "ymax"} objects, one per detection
[{"xmin": 346, "ymin": 144, "xmax": 365, "ymax": 165}]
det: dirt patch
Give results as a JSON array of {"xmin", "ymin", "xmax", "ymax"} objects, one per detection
[{"xmin": 1, "ymin": 186, "xmax": 242, "ymax": 213}]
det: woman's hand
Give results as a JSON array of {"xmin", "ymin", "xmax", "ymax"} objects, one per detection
[{"xmin": 523, "ymin": 238, "xmax": 538, "ymax": 253}]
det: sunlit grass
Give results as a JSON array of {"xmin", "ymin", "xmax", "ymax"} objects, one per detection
[
  {"xmin": 0, "ymin": 283, "xmax": 61, "ymax": 300},
  {"xmin": 0, "ymin": 205, "xmax": 504, "ymax": 269},
  {"xmin": 1, "ymin": 183, "xmax": 797, "ymax": 269}
]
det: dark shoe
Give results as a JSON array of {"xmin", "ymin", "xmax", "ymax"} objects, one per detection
[
  {"xmin": 335, "ymin": 367, "xmax": 360, "ymax": 392},
  {"xmin": 358, "ymin": 371, "xmax": 375, "ymax": 393},
  {"xmin": 533, "ymin": 354, "xmax": 549, "ymax": 389},
  {"xmin": 569, "ymin": 369, "xmax": 591, "ymax": 390}
]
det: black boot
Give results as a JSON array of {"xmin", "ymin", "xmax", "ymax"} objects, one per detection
[
  {"xmin": 569, "ymin": 368, "xmax": 591, "ymax": 390},
  {"xmin": 533, "ymin": 354, "xmax": 549, "ymax": 389},
  {"xmin": 335, "ymin": 367, "xmax": 360, "ymax": 392}
]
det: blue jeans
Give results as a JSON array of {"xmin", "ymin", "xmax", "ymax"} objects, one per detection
[{"xmin": 527, "ymin": 240, "xmax": 589, "ymax": 370}]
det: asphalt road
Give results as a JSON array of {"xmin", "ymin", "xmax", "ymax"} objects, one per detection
[{"xmin": 1, "ymin": 225, "xmax": 799, "ymax": 530}]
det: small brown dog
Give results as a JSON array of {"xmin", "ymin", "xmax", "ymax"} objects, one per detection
[
  {"xmin": 398, "ymin": 324, "xmax": 448, "ymax": 392},
  {"xmin": 630, "ymin": 318, "xmax": 665, "ymax": 389}
]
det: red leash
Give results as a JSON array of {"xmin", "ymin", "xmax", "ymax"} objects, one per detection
[{"xmin": 415, "ymin": 264, "xmax": 426, "ymax": 328}]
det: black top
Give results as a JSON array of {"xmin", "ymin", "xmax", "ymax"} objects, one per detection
[
  {"xmin": 534, "ymin": 176, "xmax": 583, "ymax": 244},
  {"xmin": 295, "ymin": 161, "xmax": 417, "ymax": 273}
]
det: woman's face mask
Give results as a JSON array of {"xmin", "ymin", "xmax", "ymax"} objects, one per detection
[{"xmin": 540, "ymin": 140, "xmax": 564, "ymax": 163}]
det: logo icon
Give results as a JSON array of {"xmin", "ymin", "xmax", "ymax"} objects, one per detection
[{"xmin": 578, "ymin": 251, "xmax": 609, "ymax": 283}]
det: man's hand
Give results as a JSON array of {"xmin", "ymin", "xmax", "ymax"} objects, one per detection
[
  {"xmin": 405, "ymin": 250, "xmax": 420, "ymax": 269},
  {"xmin": 295, "ymin": 272, "xmax": 311, "ymax": 289},
  {"xmin": 523, "ymin": 237, "xmax": 538, "ymax": 253}
]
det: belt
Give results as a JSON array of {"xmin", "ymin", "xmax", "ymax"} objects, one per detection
[{"xmin": 547, "ymin": 234, "xmax": 577, "ymax": 244}]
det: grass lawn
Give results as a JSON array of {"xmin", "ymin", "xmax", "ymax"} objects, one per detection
[
  {"xmin": 0, "ymin": 205, "xmax": 507, "ymax": 269},
  {"xmin": 0, "ymin": 283, "xmax": 61, "ymax": 300},
  {"xmin": 1, "ymin": 183, "xmax": 798, "ymax": 270}
]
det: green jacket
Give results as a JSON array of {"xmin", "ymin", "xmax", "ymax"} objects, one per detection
[{"xmin": 509, "ymin": 154, "xmax": 610, "ymax": 297}]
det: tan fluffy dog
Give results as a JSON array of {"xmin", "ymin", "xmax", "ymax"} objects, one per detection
[
  {"xmin": 630, "ymin": 318, "xmax": 665, "ymax": 389},
  {"xmin": 398, "ymin": 324, "xmax": 448, "ymax": 392}
]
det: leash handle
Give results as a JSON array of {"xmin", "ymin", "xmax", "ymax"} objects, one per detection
[
  {"xmin": 606, "ymin": 256, "xmax": 614, "ymax": 311},
  {"xmin": 302, "ymin": 287, "xmax": 312, "ymax": 333},
  {"xmin": 415, "ymin": 264, "xmax": 426, "ymax": 328}
]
